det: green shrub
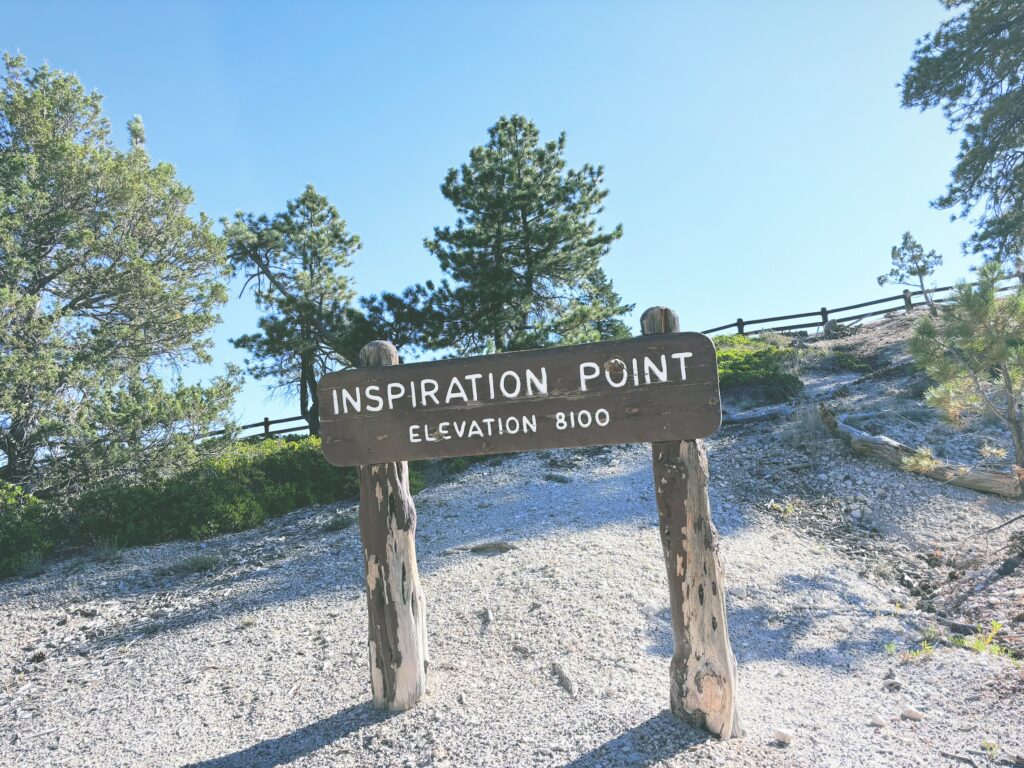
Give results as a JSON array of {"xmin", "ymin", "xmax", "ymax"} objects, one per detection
[
  {"xmin": 73, "ymin": 436, "xmax": 365, "ymax": 547},
  {"xmin": 714, "ymin": 334, "xmax": 803, "ymax": 402},
  {"xmin": 0, "ymin": 481, "xmax": 51, "ymax": 577}
]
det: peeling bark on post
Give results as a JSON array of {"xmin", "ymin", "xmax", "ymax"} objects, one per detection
[
  {"xmin": 641, "ymin": 307, "xmax": 742, "ymax": 740},
  {"xmin": 357, "ymin": 340, "xmax": 428, "ymax": 710}
]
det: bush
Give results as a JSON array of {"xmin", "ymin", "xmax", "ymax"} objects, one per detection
[
  {"xmin": 72, "ymin": 436, "xmax": 367, "ymax": 547},
  {"xmin": 1, "ymin": 435, "xmax": 435, "ymax": 579},
  {"xmin": 0, "ymin": 481, "xmax": 51, "ymax": 577},
  {"xmin": 714, "ymin": 334, "xmax": 803, "ymax": 402}
]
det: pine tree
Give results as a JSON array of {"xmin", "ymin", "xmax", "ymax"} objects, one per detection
[
  {"xmin": 902, "ymin": 0, "xmax": 1024, "ymax": 272},
  {"xmin": 909, "ymin": 261, "xmax": 1024, "ymax": 467},
  {"xmin": 368, "ymin": 115, "xmax": 632, "ymax": 355},
  {"xmin": 0, "ymin": 54, "xmax": 236, "ymax": 499},
  {"xmin": 878, "ymin": 232, "xmax": 943, "ymax": 314},
  {"xmin": 226, "ymin": 186, "xmax": 366, "ymax": 433}
]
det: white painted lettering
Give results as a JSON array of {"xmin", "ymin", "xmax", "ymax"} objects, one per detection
[
  {"xmin": 464, "ymin": 373, "xmax": 482, "ymax": 401},
  {"xmin": 525, "ymin": 367, "xmax": 548, "ymax": 396},
  {"xmin": 499, "ymin": 371, "xmax": 521, "ymax": 398},
  {"xmin": 446, "ymin": 376, "xmax": 469, "ymax": 403},
  {"xmin": 671, "ymin": 351, "xmax": 693, "ymax": 380},
  {"xmin": 340, "ymin": 388, "xmax": 361, "ymax": 414},
  {"xmin": 605, "ymin": 358, "xmax": 629, "ymax": 388},
  {"xmin": 579, "ymin": 362, "xmax": 601, "ymax": 391},
  {"xmin": 420, "ymin": 378, "xmax": 440, "ymax": 406},
  {"xmin": 365, "ymin": 385, "xmax": 384, "ymax": 412},
  {"xmin": 644, "ymin": 354, "xmax": 668, "ymax": 384},
  {"xmin": 387, "ymin": 382, "xmax": 406, "ymax": 409}
]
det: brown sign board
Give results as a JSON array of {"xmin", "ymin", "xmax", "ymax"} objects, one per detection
[{"xmin": 317, "ymin": 332, "xmax": 721, "ymax": 467}]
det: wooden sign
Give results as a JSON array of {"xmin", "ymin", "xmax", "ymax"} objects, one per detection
[{"xmin": 317, "ymin": 332, "xmax": 721, "ymax": 466}]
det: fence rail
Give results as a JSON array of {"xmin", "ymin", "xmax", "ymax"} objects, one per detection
[
  {"xmin": 218, "ymin": 275, "xmax": 1020, "ymax": 441},
  {"xmin": 700, "ymin": 276, "xmax": 1019, "ymax": 336},
  {"xmin": 204, "ymin": 414, "xmax": 311, "ymax": 440}
]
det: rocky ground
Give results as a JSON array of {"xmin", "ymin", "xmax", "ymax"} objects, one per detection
[{"xmin": 1, "ymin": 311, "xmax": 1022, "ymax": 767}]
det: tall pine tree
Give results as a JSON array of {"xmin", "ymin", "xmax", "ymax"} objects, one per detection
[
  {"xmin": 368, "ymin": 115, "xmax": 632, "ymax": 354},
  {"xmin": 901, "ymin": 0, "xmax": 1024, "ymax": 272},
  {"xmin": 226, "ymin": 186, "xmax": 368, "ymax": 434}
]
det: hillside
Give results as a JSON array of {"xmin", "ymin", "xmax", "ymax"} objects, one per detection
[{"xmin": 1, "ymin": 311, "xmax": 1022, "ymax": 768}]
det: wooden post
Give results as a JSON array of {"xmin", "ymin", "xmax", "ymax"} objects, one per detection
[
  {"xmin": 736, "ymin": 317, "xmax": 745, "ymax": 335},
  {"xmin": 263, "ymin": 416, "xmax": 270, "ymax": 436},
  {"xmin": 903, "ymin": 289, "xmax": 913, "ymax": 311},
  {"xmin": 356, "ymin": 340, "xmax": 428, "ymax": 710},
  {"xmin": 641, "ymin": 307, "xmax": 742, "ymax": 740},
  {"xmin": 820, "ymin": 306, "xmax": 829, "ymax": 324}
]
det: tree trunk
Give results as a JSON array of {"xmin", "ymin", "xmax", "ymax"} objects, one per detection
[
  {"xmin": 641, "ymin": 306, "xmax": 742, "ymax": 740},
  {"xmin": 356, "ymin": 340, "xmax": 428, "ymax": 710},
  {"xmin": 301, "ymin": 349, "xmax": 320, "ymax": 437},
  {"xmin": 1009, "ymin": 418, "xmax": 1024, "ymax": 472},
  {"xmin": 1001, "ymin": 366, "xmax": 1024, "ymax": 469},
  {"xmin": 919, "ymin": 276, "xmax": 938, "ymax": 316},
  {"xmin": 0, "ymin": 422, "xmax": 34, "ymax": 487}
]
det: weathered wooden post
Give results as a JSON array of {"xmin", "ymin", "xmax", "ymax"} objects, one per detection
[
  {"xmin": 355, "ymin": 340, "xmax": 428, "ymax": 710},
  {"xmin": 902, "ymin": 289, "xmax": 913, "ymax": 311},
  {"xmin": 641, "ymin": 306, "xmax": 742, "ymax": 740}
]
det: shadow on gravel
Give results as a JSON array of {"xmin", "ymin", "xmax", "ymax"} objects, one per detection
[
  {"xmin": 646, "ymin": 586, "xmax": 901, "ymax": 671},
  {"xmin": 558, "ymin": 710, "xmax": 709, "ymax": 767},
  {"xmin": 40, "ymin": 453, "xmax": 756, "ymax": 660},
  {"xmin": 181, "ymin": 702, "xmax": 395, "ymax": 768}
]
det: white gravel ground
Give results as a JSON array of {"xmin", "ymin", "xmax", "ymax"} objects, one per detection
[{"xmin": 2, "ymin": 438, "xmax": 1022, "ymax": 768}]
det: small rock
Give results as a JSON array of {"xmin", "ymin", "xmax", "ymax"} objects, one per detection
[
  {"xmin": 732, "ymin": 586, "xmax": 748, "ymax": 600},
  {"xmin": 550, "ymin": 662, "xmax": 578, "ymax": 697},
  {"xmin": 901, "ymin": 707, "xmax": 925, "ymax": 721},
  {"xmin": 869, "ymin": 714, "xmax": 887, "ymax": 728},
  {"xmin": 543, "ymin": 473, "xmax": 572, "ymax": 484},
  {"xmin": 773, "ymin": 728, "xmax": 794, "ymax": 746}
]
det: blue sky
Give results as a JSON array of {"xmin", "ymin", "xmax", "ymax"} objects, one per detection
[{"xmin": 5, "ymin": 1, "xmax": 971, "ymax": 426}]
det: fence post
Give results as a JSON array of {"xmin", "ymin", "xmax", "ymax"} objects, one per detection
[
  {"xmin": 640, "ymin": 307, "xmax": 742, "ymax": 739},
  {"xmin": 736, "ymin": 318, "xmax": 745, "ymax": 335},
  {"xmin": 902, "ymin": 289, "xmax": 913, "ymax": 311},
  {"xmin": 263, "ymin": 417, "xmax": 270, "ymax": 436},
  {"xmin": 356, "ymin": 340, "xmax": 428, "ymax": 710},
  {"xmin": 820, "ymin": 307, "xmax": 828, "ymax": 324}
]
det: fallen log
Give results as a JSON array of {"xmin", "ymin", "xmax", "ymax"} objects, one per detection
[
  {"xmin": 721, "ymin": 404, "xmax": 795, "ymax": 425},
  {"xmin": 819, "ymin": 405, "xmax": 1023, "ymax": 499}
]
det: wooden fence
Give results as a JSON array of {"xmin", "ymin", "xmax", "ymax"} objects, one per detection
[
  {"xmin": 204, "ymin": 414, "xmax": 312, "ymax": 440},
  {"xmin": 219, "ymin": 276, "xmax": 1020, "ymax": 440},
  {"xmin": 700, "ymin": 276, "xmax": 1018, "ymax": 336}
]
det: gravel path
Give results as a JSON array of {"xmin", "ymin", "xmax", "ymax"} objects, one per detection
[{"xmin": 2, "ymin": 435, "xmax": 1022, "ymax": 767}]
